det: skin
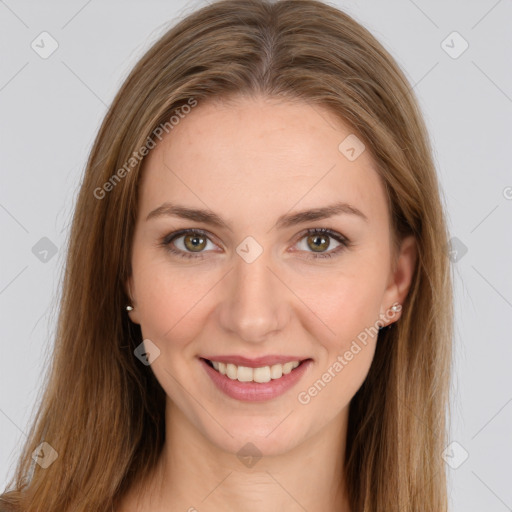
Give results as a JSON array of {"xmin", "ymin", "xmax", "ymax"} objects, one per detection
[{"xmin": 120, "ymin": 94, "xmax": 417, "ymax": 512}]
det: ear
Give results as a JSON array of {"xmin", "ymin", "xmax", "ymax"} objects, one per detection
[
  {"xmin": 125, "ymin": 275, "xmax": 141, "ymax": 325},
  {"xmin": 380, "ymin": 235, "xmax": 417, "ymax": 326}
]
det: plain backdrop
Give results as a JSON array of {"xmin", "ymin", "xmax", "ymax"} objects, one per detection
[{"xmin": 1, "ymin": 1, "xmax": 511, "ymax": 510}]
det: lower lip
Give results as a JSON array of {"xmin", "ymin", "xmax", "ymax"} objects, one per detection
[{"xmin": 200, "ymin": 358, "xmax": 312, "ymax": 402}]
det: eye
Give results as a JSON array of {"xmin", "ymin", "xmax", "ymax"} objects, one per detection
[
  {"xmin": 292, "ymin": 228, "xmax": 349, "ymax": 259},
  {"xmin": 159, "ymin": 228, "xmax": 350, "ymax": 260},
  {"xmin": 160, "ymin": 229, "xmax": 219, "ymax": 259}
]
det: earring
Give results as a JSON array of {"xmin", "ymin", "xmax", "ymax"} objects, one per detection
[
  {"xmin": 126, "ymin": 305, "xmax": 133, "ymax": 311},
  {"xmin": 391, "ymin": 303, "xmax": 401, "ymax": 312}
]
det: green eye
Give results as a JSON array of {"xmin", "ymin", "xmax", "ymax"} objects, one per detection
[
  {"xmin": 306, "ymin": 233, "xmax": 331, "ymax": 252},
  {"xmin": 161, "ymin": 228, "xmax": 349, "ymax": 260},
  {"xmin": 182, "ymin": 233, "xmax": 207, "ymax": 252}
]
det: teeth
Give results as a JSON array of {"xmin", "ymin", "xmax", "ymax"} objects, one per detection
[
  {"xmin": 237, "ymin": 366, "xmax": 253, "ymax": 382},
  {"xmin": 270, "ymin": 364, "xmax": 283, "ymax": 379},
  {"xmin": 282, "ymin": 362, "xmax": 294, "ymax": 375},
  {"xmin": 210, "ymin": 360, "xmax": 301, "ymax": 382},
  {"xmin": 253, "ymin": 366, "xmax": 271, "ymax": 383},
  {"xmin": 226, "ymin": 363, "xmax": 237, "ymax": 380}
]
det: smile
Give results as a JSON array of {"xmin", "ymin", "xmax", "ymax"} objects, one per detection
[
  {"xmin": 206, "ymin": 359, "xmax": 301, "ymax": 383},
  {"xmin": 200, "ymin": 357, "xmax": 312, "ymax": 402}
]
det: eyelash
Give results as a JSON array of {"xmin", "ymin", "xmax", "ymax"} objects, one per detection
[{"xmin": 159, "ymin": 228, "xmax": 350, "ymax": 261}]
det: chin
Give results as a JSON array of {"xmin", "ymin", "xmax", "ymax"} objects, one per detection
[{"xmin": 201, "ymin": 415, "xmax": 307, "ymax": 459}]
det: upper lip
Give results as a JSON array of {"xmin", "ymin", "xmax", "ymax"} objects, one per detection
[{"xmin": 201, "ymin": 355, "xmax": 310, "ymax": 368}]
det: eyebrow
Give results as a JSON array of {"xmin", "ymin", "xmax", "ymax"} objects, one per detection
[{"xmin": 145, "ymin": 200, "xmax": 368, "ymax": 229}]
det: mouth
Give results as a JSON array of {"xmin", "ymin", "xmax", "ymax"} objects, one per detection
[
  {"xmin": 201, "ymin": 357, "xmax": 310, "ymax": 383},
  {"xmin": 198, "ymin": 356, "xmax": 313, "ymax": 402}
]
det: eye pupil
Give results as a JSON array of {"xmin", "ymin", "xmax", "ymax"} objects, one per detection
[
  {"xmin": 184, "ymin": 234, "xmax": 206, "ymax": 252},
  {"xmin": 307, "ymin": 234, "xmax": 329, "ymax": 252}
]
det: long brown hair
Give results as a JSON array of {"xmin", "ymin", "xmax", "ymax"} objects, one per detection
[{"xmin": 1, "ymin": 0, "xmax": 453, "ymax": 510}]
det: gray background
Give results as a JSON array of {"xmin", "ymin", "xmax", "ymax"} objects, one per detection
[{"xmin": 1, "ymin": 0, "xmax": 511, "ymax": 510}]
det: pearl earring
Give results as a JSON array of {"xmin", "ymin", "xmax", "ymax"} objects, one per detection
[{"xmin": 126, "ymin": 305, "xmax": 133, "ymax": 311}]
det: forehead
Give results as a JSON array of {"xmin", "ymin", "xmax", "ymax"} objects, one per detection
[{"xmin": 138, "ymin": 95, "xmax": 389, "ymax": 229}]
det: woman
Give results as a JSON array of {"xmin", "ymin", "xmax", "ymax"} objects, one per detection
[{"xmin": 0, "ymin": 0, "xmax": 453, "ymax": 510}]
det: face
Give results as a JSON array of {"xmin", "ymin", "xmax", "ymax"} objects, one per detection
[{"xmin": 127, "ymin": 95, "xmax": 416, "ymax": 456}]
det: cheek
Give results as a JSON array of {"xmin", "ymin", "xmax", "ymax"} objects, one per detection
[
  {"xmin": 292, "ymin": 259, "xmax": 388, "ymax": 351},
  {"xmin": 295, "ymin": 276, "xmax": 383, "ymax": 422},
  {"xmin": 297, "ymin": 340, "xmax": 377, "ymax": 429},
  {"xmin": 130, "ymin": 245, "xmax": 213, "ymax": 347},
  {"xmin": 136, "ymin": 276, "xmax": 210, "ymax": 347}
]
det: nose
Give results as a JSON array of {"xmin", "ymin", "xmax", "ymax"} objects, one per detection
[{"xmin": 217, "ymin": 248, "xmax": 291, "ymax": 343}]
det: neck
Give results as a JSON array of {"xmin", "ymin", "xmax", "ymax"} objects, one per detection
[
  {"xmin": 123, "ymin": 397, "xmax": 352, "ymax": 512},
  {"xmin": 134, "ymin": 401, "xmax": 350, "ymax": 512}
]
